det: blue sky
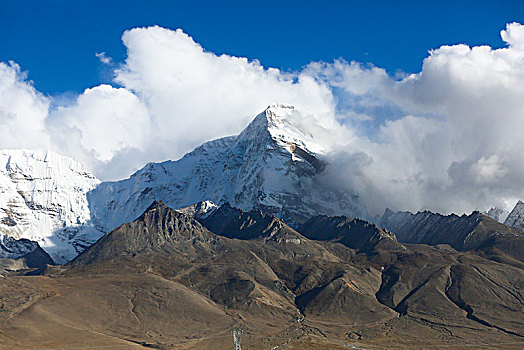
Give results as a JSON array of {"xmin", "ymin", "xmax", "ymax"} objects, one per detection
[
  {"xmin": 2, "ymin": 0, "xmax": 524, "ymax": 213},
  {"xmin": 1, "ymin": 0, "xmax": 523, "ymax": 95}
]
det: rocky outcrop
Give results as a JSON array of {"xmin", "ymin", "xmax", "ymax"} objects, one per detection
[
  {"xmin": 0, "ymin": 234, "xmax": 54, "ymax": 268},
  {"xmin": 69, "ymin": 201, "xmax": 217, "ymax": 266}
]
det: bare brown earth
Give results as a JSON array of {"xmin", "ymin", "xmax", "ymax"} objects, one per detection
[{"xmin": 0, "ymin": 202, "xmax": 523, "ymax": 349}]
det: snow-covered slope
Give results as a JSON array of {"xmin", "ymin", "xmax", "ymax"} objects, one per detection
[
  {"xmin": 89, "ymin": 105, "xmax": 368, "ymax": 232},
  {"xmin": 504, "ymin": 200, "xmax": 524, "ymax": 230},
  {"xmin": 0, "ymin": 150, "xmax": 103, "ymax": 263}
]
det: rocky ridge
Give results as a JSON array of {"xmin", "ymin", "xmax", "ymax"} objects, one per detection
[
  {"xmin": 299, "ymin": 214, "xmax": 404, "ymax": 252},
  {"xmin": 380, "ymin": 208, "xmax": 524, "ymax": 253}
]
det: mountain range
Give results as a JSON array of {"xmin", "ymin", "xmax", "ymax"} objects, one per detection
[
  {"xmin": 2, "ymin": 105, "xmax": 524, "ymax": 264},
  {"xmin": 0, "ymin": 149, "xmax": 102, "ymax": 263},
  {"xmin": 1, "ymin": 105, "xmax": 371, "ymax": 263},
  {"xmin": 1, "ymin": 104, "xmax": 524, "ymax": 348},
  {"xmin": 87, "ymin": 104, "xmax": 368, "ymax": 234}
]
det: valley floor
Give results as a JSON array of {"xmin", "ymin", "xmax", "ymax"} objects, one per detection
[{"xmin": 1, "ymin": 272, "xmax": 523, "ymax": 350}]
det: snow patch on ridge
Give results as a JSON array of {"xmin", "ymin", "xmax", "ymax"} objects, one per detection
[
  {"xmin": 485, "ymin": 207, "xmax": 509, "ymax": 223},
  {"xmin": 176, "ymin": 200, "xmax": 218, "ymax": 219}
]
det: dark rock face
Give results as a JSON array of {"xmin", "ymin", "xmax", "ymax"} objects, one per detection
[
  {"xmin": 0, "ymin": 236, "xmax": 54, "ymax": 269},
  {"xmin": 199, "ymin": 203, "xmax": 350, "ymax": 262},
  {"xmin": 298, "ymin": 214, "xmax": 404, "ymax": 252},
  {"xmin": 20, "ymin": 243, "xmax": 55, "ymax": 268},
  {"xmin": 200, "ymin": 203, "xmax": 301, "ymax": 242},
  {"xmin": 381, "ymin": 209, "xmax": 524, "ymax": 251}
]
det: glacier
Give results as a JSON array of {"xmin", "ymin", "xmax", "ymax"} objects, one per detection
[{"xmin": 0, "ymin": 150, "xmax": 103, "ymax": 263}]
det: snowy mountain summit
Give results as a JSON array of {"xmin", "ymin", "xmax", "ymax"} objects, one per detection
[
  {"xmin": 88, "ymin": 105, "xmax": 368, "ymax": 232},
  {"xmin": 0, "ymin": 150, "xmax": 103, "ymax": 263}
]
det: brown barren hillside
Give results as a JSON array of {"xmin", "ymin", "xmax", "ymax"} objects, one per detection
[{"xmin": 0, "ymin": 202, "xmax": 523, "ymax": 349}]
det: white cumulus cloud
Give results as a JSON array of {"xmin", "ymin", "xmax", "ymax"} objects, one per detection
[
  {"xmin": 2, "ymin": 23, "xmax": 524, "ymax": 217},
  {"xmin": 50, "ymin": 85, "xmax": 151, "ymax": 171},
  {"xmin": 310, "ymin": 22, "xmax": 524, "ymax": 214},
  {"xmin": 95, "ymin": 52, "xmax": 113, "ymax": 65},
  {"xmin": 113, "ymin": 26, "xmax": 336, "ymax": 161},
  {"xmin": 0, "ymin": 62, "xmax": 51, "ymax": 150}
]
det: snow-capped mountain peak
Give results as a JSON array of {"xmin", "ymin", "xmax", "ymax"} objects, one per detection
[
  {"xmin": 88, "ymin": 105, "xmax": 367, "ymax": 232},
  {"xmin": 484, "ymin": 207, "xmax": 510, "ymax": 223},
  {"xmin": 0, "ymin": 106, "xmax": 368, "ymax": 263},
  {"xmin": 244, "ymin": 104, "xmax": 326, "ymax": 155}
]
